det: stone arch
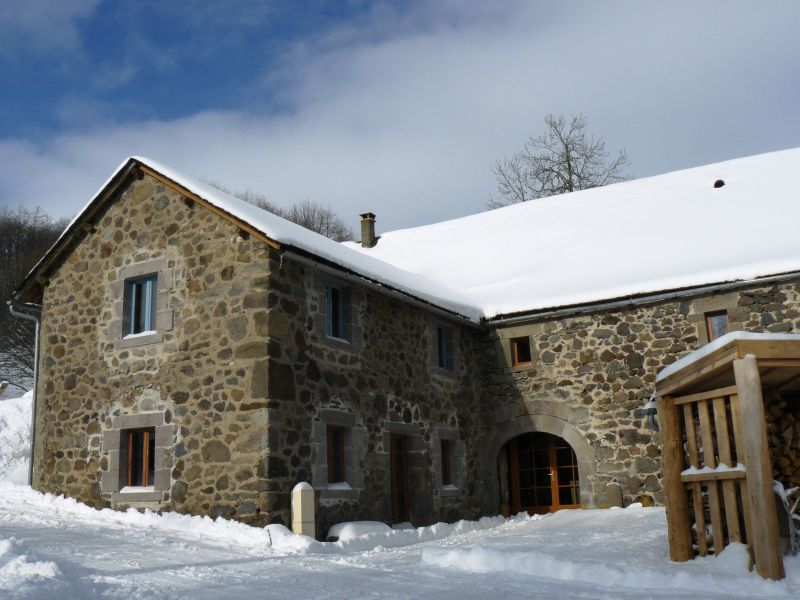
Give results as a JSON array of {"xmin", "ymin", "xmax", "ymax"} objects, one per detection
[{"xmin": 481, "ymin": 411, "xmax": 597, "ymax": 512}]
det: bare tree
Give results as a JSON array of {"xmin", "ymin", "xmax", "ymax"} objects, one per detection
[
  {"xmin": 489, "ymin": 114, "xmax": 631, "ymax": 208},
  {"xmin": 0, "ymin": 207, "xmax": 66, "ymax": 391},
  {"xmin": 206, "ymin": 181, "xmax": 353, "ymax": 242}
]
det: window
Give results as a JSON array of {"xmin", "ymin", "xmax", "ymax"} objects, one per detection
[
  {"xmin": 326, "ymin": 284, "xmax": 346, "ymax": 340},
  {"xmin": 705, "ymin": 310, "xmax": 728, "ymax": 342},
  {"xmin": 124, "ymin": 274, "xmax": 157, "ymax": 335},
  {"xmin": 126, "ymin": 428, "xmax": 155, "ymax": 488},
  {"xmin": 511, "ymin": 336, "xmax": 532, "ymax": 366},
  {"xmin": 437, "ymin": 326, "xmax": 454, "ymax": 371},
  {"xmin": 327, "ymin": 424, "xmax": 345, "ymax": 483},
  {"xmin": 440, "ymin": 439, "xmax": 453, "ymax": 486}
]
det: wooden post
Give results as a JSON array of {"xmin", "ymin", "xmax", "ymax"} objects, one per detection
[
  {"xmin": 657, "ymin": 395, "xmax": 694, "ymax": 561},
  {"xmin": 732, "ymin": 356, "xmax": 785, "ymax": 580}
]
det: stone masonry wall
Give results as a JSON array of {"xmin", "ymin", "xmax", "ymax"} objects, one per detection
[
  {"xmin": 261, "ymin": 251, "xmax": 488, "ymax": 536},
  {"xmin": 34, "ymin": 173, "xmax": 276, "ymax": 524},
  {"xmin": 486, "ymin": 282, "xmax": 800, "ymax": 508}
]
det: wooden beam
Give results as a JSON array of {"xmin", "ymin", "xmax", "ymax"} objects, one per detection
[
  {"xmin": 671, "ymin": 385, "xmax": 738, "ymax": 406},
  {"xmin": 657, "ymin": 395, "xmax": 694, "ymax": 561},
  {"xmin": 680, "ymin": 470, "xmax": 746, "ymax": 483},
  {"xmin": 733, "ymin": 355, "xmax": 785, "ymax": 580},
  {"xmin": 139, "ymin": 164, "xmax": 281, "ymax": 250}
]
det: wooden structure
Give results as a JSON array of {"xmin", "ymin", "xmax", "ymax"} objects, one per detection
[{"xmin": 656, "ymin": 334, "xmax": 800, "ymax": 580}]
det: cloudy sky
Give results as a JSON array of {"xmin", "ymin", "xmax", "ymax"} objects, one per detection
[{"xmin": 1, "ymin": 0, "xmax": 799, "ymax": 232}]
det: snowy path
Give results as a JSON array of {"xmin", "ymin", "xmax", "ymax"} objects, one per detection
[{"xmin": 1, "ymin": 483, "xmax": 798, "ymax": 599}]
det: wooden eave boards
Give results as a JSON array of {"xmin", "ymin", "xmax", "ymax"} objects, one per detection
[{"xmin": 657, "ymin": 338, "xmax": 800, "ymax": 397}]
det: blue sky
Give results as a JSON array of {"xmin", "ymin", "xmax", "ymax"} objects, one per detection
[{"xmin": 1, "ymin": 1, "xmax": 799, "ymax": 231}]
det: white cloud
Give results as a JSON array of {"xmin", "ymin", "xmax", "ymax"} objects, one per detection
[
  {"xmin": 0, "ymin": 0, "xmax": 101, "ymax": 58},
  {"xmin": 1, "ymin": 1, "xmax": 800, "ymax": 233}
]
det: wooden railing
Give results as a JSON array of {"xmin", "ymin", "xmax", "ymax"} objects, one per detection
[{"xmin": 658, "ymin": 355, "xmax": 785, "ymax": 580}]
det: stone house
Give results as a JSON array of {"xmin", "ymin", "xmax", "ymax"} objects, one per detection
[{"xmin": 11, "ymin": 148, "xmax": 800, "ymax": 536}]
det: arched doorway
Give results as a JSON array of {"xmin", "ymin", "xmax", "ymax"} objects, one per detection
[{"xmin": 502, "ymin": 432, "xmax": 581, "ymax": 514}]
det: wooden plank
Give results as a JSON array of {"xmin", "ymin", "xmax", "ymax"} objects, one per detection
[
  {"xmin": 758, "ymin": 359, "xmax": 800, "ymax": 368},
  {"xmin": 657, "ymin": 347, "xmax": 739, "ymax": 396},
  {"xmin": 672, "ymin": 385, "xmax": 738, "ymax": 406},
  {"xmin": 139, "ymin": 165, "xmax": 281, "ymax": 250},
  {"xmin": 733, "ymin": 356, "xmax": 785, "ymax": 580},
  {"xmin": 730, "ymin": 394, "xmax": 755, "ymax": 550},
  {"xmin": 680, "ymin": 470, "xmax": 746, "ymax": 483},
  {"xmin": 713, "ymin": 396, "xmax": 742, "ymax": 543},
  {"xmin": 737, "ymin": 340, "xmax": 800, "ymax": 361},
  {"xmin": 684, "ymin": 404, "xmax": 698, "ymax": 467},
  {"xmin": 698, "ymin": 400, "xmax": 725, "ymax": 555},
  {"xmin": 682, "ymin": 403, "xmax": 707, "ymax": 556},
  {"xmin": 657, "ymin": 396, "xmax": 694, "ymax": 561}
]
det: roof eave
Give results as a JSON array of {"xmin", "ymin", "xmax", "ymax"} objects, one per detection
[{"xmin": 486, "ymin": 270, "xmax": 800, "ymax": 326}]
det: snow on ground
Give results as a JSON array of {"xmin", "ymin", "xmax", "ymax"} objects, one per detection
[
  {"xmin": 0, "ymin": 390, "xmax": 32, "ymax": 484},
  {"xmin": 0, "ymin": 483, "xmax": 798, "ymax": 599},
  {"xmin": 2, "ymin": 394, "xmax": 799, "ymax": 598}
]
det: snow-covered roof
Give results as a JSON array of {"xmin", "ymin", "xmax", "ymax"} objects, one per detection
[
  {"xmin": 15, "ymin": 157, "xmax": 482, "ymax": 322},
  {"xmin": 346, "ymin": 147, "xmax": 800, "ymax": 319},
  {"xmin": 17, "ymin": 148, "xmax": 800, "ymax": 324}
]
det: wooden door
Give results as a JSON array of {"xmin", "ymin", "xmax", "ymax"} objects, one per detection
[
  {"xmin": 390, "ymin": 433, "xmax": 410, "ymax": 522},
  {"xmin": 508, "ymin": 432, "xmax": 580, "ymax": 514}
]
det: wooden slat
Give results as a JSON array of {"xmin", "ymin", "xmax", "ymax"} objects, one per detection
[
  {"xmin": 139, "ymin": 165, "xmax": 281, "ymax": 250},
  {"xmin": 657, "ymin": 396, "xmax": 694, "ymax": 561},
  {"xmin": 671, "ymin": 385, "xmax": 738, "ymax": 406},
  {"xmin": 713, "ymin": 397, "xmax": 742, "ymax": 543},
  {"xmin": 682, "ymin": 404, "xmax": 707, "ymax": 556},
  {"xmin": 733, "ymin": 356, "xmax": 785, "ymax": 580},
  {"xmin": 684, "ymin": 404, "xmax": 698, "ymax": 467},
  {"xmin": 680, "ymin": 470, "xmax": 746, "ymax": 483},
  {"xmin": 698, "ymin": 400, "xmax": 725, "ymax": 555}
]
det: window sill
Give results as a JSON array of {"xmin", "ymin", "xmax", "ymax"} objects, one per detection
[
  {"xmin": 439, "ymin": 484, "xmax": 459, "ymax": 497},
  {"xmin": 111, "ymin": 489, "xmax": 163, "ymax": 502},
  {"xmin": 320, "ymin": 483, "xmax": 358, "ymax": 500},
  {"xmin": 114, "ymin": 332, "xmax": 163, "ymax": 349},
  {"xmin": 119, "ymin": 485, "xmax": 155, "ymax": 493},
  {"xmin": 432, "ymin": 366, "xmax": 457, "ymax": 379}
]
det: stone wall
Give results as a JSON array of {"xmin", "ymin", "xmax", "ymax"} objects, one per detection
[
  {"xmin": 261, "ymin": 251, "xmax": 488, "ymax": 535},
  {"xmin": 484, "ymin": 283, "xmax": 800, "ymax": 508},
  {"xmin": 34, "ymin": 173, "xmax": 276, "ymax": 523}
]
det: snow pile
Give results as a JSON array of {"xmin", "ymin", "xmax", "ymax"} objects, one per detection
[
  {"xmin": 0, "ymin": 537, "xmax": 61, "ymax": 594},
  {"xmin": 421, "ymin": 507, "xmax": 799, "ymax": 597},
  {"xmin": 0, "ymin": 482, "xmax": 312, "ymax": 556},
  {"xmin": 0, "ymin": 391, "xmax": 32, "ymax": 483},
  {"xmin": 0, "ymin": 483, "xmax": 538, "ymax": 559},
  {"xmin": 327, "ymin": 520, "xmax": 391, "ymax": 541}
]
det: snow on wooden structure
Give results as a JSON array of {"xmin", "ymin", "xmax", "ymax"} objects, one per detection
[{"xmin": 655, "ymin": 332, "xmax": 800, "ymax": 580}]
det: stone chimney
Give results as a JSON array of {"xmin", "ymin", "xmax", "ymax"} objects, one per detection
[{"xmin": 360, "ymin": 212, "xmax": 377, "ymax": 248}]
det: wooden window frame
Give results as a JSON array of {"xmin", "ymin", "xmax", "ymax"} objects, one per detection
[
  {"xmin": 440, "ymin": 439, "xmax": 453, "ymax": 486},
  {"xmin": 511, "ymin": 336, "xmax": 532, "ymax": 366},
  {"xmin": 705, "ymin": 310, "xmax": 729, "ymax": 342},
  {"xmin": 124, "ymin": 274, "xmax": 158, "ymax": 335},
  {"xmin": 327, "ymin": 424, "xmax": 346, "ymax": 484},
  {"xmin": 326, "ymin": 284, "xmax": 347, "ymax": 340},
  {"xmin": 436, "ymin": 325, "xmax": 454, "ymax": 371},
  {"xmin": 126, "ymin": 427, "xmax": 155, "ymax": 487}
]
